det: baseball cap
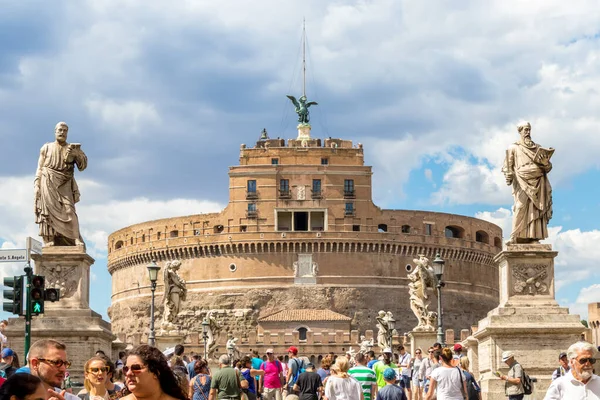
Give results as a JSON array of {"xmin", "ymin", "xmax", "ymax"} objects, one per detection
[
  {"xmin": 306, "ymin": 363, "xmax": 315, "ymax": 369},
  {"xmin": 1, "ymin": 348, "xmax": 14, "ymax": 358},
  {"xmin": 265, "ymin": 348, "xmax": 274, "ymax": 354},
  {"xmin": 453, "ymin": 343, "xmax": 463, "ymax": 352},
  {"xmin": 501, "ymin": 351, "xmax": 514, "ymax": 362},
  {"xmin": 382, "ymin": 347, "xmax": 392, "ymax": 353},
  {"xmin": 383, "ymin": 368, "xmax": 396, "ymax": 381},
  {"xmin": 287, "ymin": 346, "xmax": 298, "ymax": 355},
  {"xmin": 558, "ymin": 352, "xmax": 567, "ymax": 360}
]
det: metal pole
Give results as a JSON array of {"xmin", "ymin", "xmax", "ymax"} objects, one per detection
[
  {"xmin": 148, "ymin": 281, "xmax": 156, "ymax": 347},
  {"xmin": 436, "ymin": 282, "xmax": 444, "ymax": 346},
  {"xmin": 203, "ymin": 333, "xmax": 208, "ymax": 360},
  {"xmin": 302, "ymin": 18, "xmax": 306, "ymax": 98},
  {"xmin": 24, "ymin": 262, "xmax": 33, "ymax": 356}
]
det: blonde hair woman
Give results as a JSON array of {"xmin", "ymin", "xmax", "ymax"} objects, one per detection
[
  {"xmin": 323, "ymin": 357, "xmax": 363, "ymax": 400},
  {"xmin": 81, "ymin": 357, "xmax": 109, "ymax": 400}
]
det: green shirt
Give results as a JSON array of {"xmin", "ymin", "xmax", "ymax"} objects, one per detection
[
  {"xmin": 348, "ymin": 365, "xmax": 377, "ymax": 400},
  {"xmin": 372, "ymin": 361, "xmax": 398, "ymax": 389},
  {"xmin": 211, "ymin": 366, "xmax": 241, "ymax": 399}
]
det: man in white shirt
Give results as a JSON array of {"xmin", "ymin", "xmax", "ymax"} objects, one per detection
[
  {"xmin": 544, "ymin": 341, "xmax": 600, "ymax": 400},
  {"xmin": 397, "ymin": 345, "xmax": 412, "ymax": 400}
]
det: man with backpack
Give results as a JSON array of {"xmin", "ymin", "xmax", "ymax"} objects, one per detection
[
  {"xmin": 499, "ymin": 351, "xmax": 525, "ymax": 400},
  {"xmin": 261, "ymin": 349, "xmax": 285, "ymax": 400},
  {"xmin": 286, "ymin": 346, "xmax": 305, "ymax": 395}
]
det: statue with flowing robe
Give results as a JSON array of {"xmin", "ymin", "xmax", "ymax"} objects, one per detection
[
  {"xmin": 34, "ymin": 122, "xmax": 88, "ymax": 247},
  {"xmin": 162, "ymin": 260, "xmax": 186, "ymax": 326},
  {"xmin": 502, "ymin": 122, "xmax": 554, "ymax": 244}
]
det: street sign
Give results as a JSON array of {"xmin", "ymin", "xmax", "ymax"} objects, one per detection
[
  {"xmin": 27, "ymin": 237, "xmax": 43, "ymax": 256},
  {"xmin": 0, "ymin": 249, "xmax": 28, "ymax": 263}
]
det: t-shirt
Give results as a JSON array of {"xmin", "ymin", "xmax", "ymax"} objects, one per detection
[
  {"xmin": 288, "ymin": 358, "xmax": 305, "ymax": 385},
  {"xmin": 324, "ymin": 376, "xmax": 363, "ymax": 400},
  {"xmin": 348, "ymin": 365, "xmax": 377, "ymax": 400},
  {"xmin": 398, "ymin": 353, "xmax": 412, "ymax": 377},
  {"xmin": 295, "ymin": 371, "xmax": 323, "ymax": 400},
  {"xmin": 505, "ymin": 362, "xmax": 524, "ymax": 396},
  {"xmin": 251, "ymin": 357, "xmax": 263, "ymax": 382},
  {"xmin": 373, "ymin": 361, "xmax": 398, "ymax": 389},
  {"xmin": 241, "ymin": 369, "xmax": 256, "ymax": 394},
  {"xmin": 317, "ymin": 368, "xmax": 330, "ymax": 382},
  {"xmin": 367, "ymin": 360, "xmax": 378, "ymax": 369},
  {"xmin": 376, "ymin": 384, "xmax": 407, "ymax": 400},
  {"xmin": 188, "ymin": 360, "xmax": 198, "ymax": 379},
  {"xmin": 261, "ymin": 360, "xmax": 283, "ymax": 389},
  {"xmin": 430, "ymin": 367, "xmax": 464, "ymax": 400},
  {"xmin": 211, "ymin": 366, "xmax": 241, "ymax": 400}
]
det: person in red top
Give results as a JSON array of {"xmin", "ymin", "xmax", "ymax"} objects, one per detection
[{"xmin": 260, "ymin": 349, "xmax": 284, "ymax": 400}]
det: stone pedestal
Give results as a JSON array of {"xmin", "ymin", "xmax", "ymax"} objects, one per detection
[
  {"xmin": 155, "ymin": 331, "xmax": 186, "ymax": 351},
  {"xmin": 4, "ymin": 246, "xmax": 115, "ymax": 384},
  {"xmin": 472, "ymin": 244, "xmax": 584, "ymax": 400},
  {"xmin": 408, "ymin": 330, "xmax": 437, "ymax": 355},
  {"xmin": 297, "ymin": 123, "xmax": 311, "ymax": 142}
]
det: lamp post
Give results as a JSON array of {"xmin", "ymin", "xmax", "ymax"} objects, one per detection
[
  {"xmin": 432, "ymin": 253, "xmax": 446, "ymax": 346},
  {"xmin": 202, "ymin": 318, "xmax": 210, "ymax": 360},
  {"xmin": 146, "ymin": 260, "xmax": 161, "ymax": 347},
  {"xmin": 387, "ymin": 314, "xmax": 396, "ymax": 349}
]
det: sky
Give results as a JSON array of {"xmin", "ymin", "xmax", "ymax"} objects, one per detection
[{"xmin": 0, "ymin": 0, "xmax": 599, "ymax": 325}]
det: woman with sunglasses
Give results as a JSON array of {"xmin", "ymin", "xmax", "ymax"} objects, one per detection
[
  {"xmin": 411, "ymin": 348, "xmax": 424, "ymax": 400},
  {"xmin": 122, "ymin": 345, "xmax": 187, "ymax": 400},
  {"xmin": 418, "ymin": 348, "xmax": 438, "ymax": 397},
  {"xmin": 79, "ymin": 357, "xmax": 110, "ymax": 400},
  {"xmin": 0, "ymin": 373, "xmax": 46, "ymax": 400}
]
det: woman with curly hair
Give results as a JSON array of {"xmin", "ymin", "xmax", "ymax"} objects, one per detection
[{"xmin": 122, "ymin": 344, "xmax": 188, "ymax": 400}]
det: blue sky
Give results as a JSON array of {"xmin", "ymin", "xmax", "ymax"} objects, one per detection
[{"xmin": 1, "ymin": 0, "xmax": 599, "ymax": 324}]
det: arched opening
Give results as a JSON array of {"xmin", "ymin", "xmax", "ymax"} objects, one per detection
[
  {"xmin": 494, "ymin": 237, "xmax": 502, "ymax": 248},
  {"xmin": 297, "ymin": 327, "xmax": 308, "ymax": 340},
  {"xmin": 214, "ymin": 225, "xmax": 224, "ymax": 234},
  {"xmin": 401, "ymin": 225, "xmax": 411, "ymax": 234},
  {"xmin": 115, "ymin": 240, "xmax": 124, "ymax": 250},
  {"xmin": 169, "ymin": 230, "xmax": 179, "ymax": 238},
  {"xmin": 476, "ymin": 230, "xmax": 489, "ymax": 244},
  {"xmin": 445, "ymin": 225, "xmax": 464, "ymax": 239},
  {"xmin": 378, "ymin": 224, "xmax": 388, "ymax": 233},
  {"xmin": 157, "ymin": 232, "xmax": 162, "ymax": 240}
]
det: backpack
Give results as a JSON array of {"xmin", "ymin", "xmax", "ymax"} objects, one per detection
[
  {"xmin": 462, "ymin": 370, "xmax": 480, "ymax": 400},
  {"xmin": 519, "ymin": 364, "xmax": 533, "ymax": 395},
  {"xmin": 291, "ymin": 358, "xmax": 305, "ymax": 384}
]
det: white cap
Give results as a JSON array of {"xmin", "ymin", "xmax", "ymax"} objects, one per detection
[
  {"xmin": 383, "ymin": 348, "xmax": 392, "ymax": 353},
  {"xmin": 501, "ymin": 351, "xmax": 514, "ymax": 362}
]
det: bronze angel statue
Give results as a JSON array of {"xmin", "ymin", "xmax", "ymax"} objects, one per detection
[{"xmin": 286, "ymin": 95, "xmax": 318, "ymax": 124}]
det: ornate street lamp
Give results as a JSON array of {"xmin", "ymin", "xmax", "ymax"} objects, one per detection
[
  {"xmin": 432, "ymin": 253, "xmax": 446, "ymax": 346},
  {"xmin": 387, "ymin": 315, "xmax": 396, "ymax": 349},
  {"xmin": 146, "ymin": 260, "xmax": 161, "ymax": 347},
  {"xmin": 202, "ymin": 318, "xmax": 210, "ymax": 360}
]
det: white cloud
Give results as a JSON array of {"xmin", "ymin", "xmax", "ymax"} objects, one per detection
[
  {"xmin": 474, "ymin": 208, "xmax": 512, "ymax": 240},
  {"xmin": 85, "ymin": 96, "xmax": 161, "ymax": 136}
]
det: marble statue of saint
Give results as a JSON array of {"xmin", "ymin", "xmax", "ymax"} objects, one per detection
[
  {"xmin": 358, "ymin": 335, "xmax": 373, "ymax": 354},
  {"xmin": 205, "ymin": 310, "xmax": 219, "ymax": 353},
  {"xmin": 376, "ymin": 310, "xmax": 391, "ymax": 350},
  {"xmin": 162, "ymin": 260, "xmax": 186, "ymax": 325},
  {"xmin": 502, "ymin": 121, "xmax": 554, "ymax": 244},
  {"xmin": 34, "ymin": 122, "xmax": 88, "ymax": 247},
  {"xmin": 407, "ymin": 255, "xmax": 437, "ymax": 331},
  {"xmin": 226, "ymin": 335, "xmax": 240, "ymax": 359}
]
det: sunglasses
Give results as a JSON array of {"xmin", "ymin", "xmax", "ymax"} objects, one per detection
[
  {"xmin": 576, "ymin": 357, "xmax": 597, "ymax": 365},
  {"xmin": 428, "ymin": 351, "xmax": 433, "ymax": 353},
  {"xmin": 37, "ymin": 358, "xmax": 72, "ymax": 369},
  {"xmin": 123, "ymin": 364, "xmax": 145, "ymax": 374},
  {"xmin": 415, "ymin": 352, "xmax": 422, "ymax": 355},
  {"xmin": 88, "ymin": 366, "xmax": 109, "ymax": 374}
]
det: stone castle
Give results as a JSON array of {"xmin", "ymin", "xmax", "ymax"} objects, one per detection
[{"xmin": 107, "ymin": 129, "xmax": 503, "ymax": 353}]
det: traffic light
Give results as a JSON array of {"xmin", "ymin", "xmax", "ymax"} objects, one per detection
[
  {"xmin": 30, "ymin": 275, "xmax": 45, "ymax": 314},
  {"xmin": 3, "ymin": 276, "xmax": 24, "ymax": 315}
]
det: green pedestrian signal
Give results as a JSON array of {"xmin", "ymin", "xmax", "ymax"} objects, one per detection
[
  {"xmin": 30, "ymin": 275, "xmax": 45, "ymax": 315},
  {"xmin": 2, "ymin": 276, "xmax": 24, "ymax": 315}
]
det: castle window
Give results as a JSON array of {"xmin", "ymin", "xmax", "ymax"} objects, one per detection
[
  {"xmin": 344, "ymin": 179, "xmax": 355, "ymax": 198},
  {"xmin": 378, "ymin": 224, "xmax": 388, "ymax": 233},
  {"xmin": 353, "ymin": 225, "xmax": 360, "ymax": 231},
  {"xmin": 494, "ymin": 237, "xmax": 502, "ymax": 248},
  {"xmin": 321, "ymin": 158, "xmax": 328, "ymax": 165},
  {"xmin": 401, "ymin": 225, "xmax": 411, "ymax": 234},
  {"xmin": 247, "ymin": 180, "xmax": 256, "ymax": 192},
  {"xmin": 312, "ymin": 179, "xmax": 322, "ymax": 198},
  {"xmin": 214, "ymin": 225, "xmax": 224, "ymax": 234},
  {"xmin": 240, "ymin": 225, "xmax": 247, "ymax": 232},
  {"xmin": 141, "ymin": 234, "xmax": 145, "ymax": 243},
  {"xmin": 247, "ymin": 203, "xmax": 256, "ymax": 212},
  {"xmin": 475, "ymin": 230, "xmax": 489, "ymax": 244},
  {"xmin": 345, "ymin": 203, "xmax": 354, "ymax": 216},
  {"xmin": 445, "ymin": 225, "xmax": 465, "ymax": 239},
  {"xmin": 297, "ymin": 327, "xmax": 308, "ymax": 340},
  {"xmin": 157, "ymin": 232, "xmax": 161, "ymax": 240},
  {"xmin": 115, "ymin": 240, "xmax": 124, "ymax": 250},
  {"xmin": 271, "ymin": 158, "xmax": 279, "ymax": 165},
  {"xmin": 169, "ymin": 230, "xmax": 179, "ymax": 238},
  {"xmin": 130, "ymin": 237, "xmax": 133, "ymax": 245},
  {"xmin": 425, "ymin": 224, "xmax": 432, "ymax": 236},
  {"xmin": 279, "ymin": 179, "xmax": 290, "ymax": 198}
]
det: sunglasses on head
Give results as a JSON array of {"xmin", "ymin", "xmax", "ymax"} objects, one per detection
[
  {"xmin": 88, "ymin": 366, "xmax": 109, "ymax": 374},
  {"xmin": 576, "ymin": 357, "xmax": 597, "ymax": 365},
  {"xmin": 123, "ymin": 364, "xmax": 145, "ymax": 374}
]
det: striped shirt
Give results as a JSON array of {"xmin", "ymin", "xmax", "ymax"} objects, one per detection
[{"xmin": 348, "ymin": 365, "xmax": 377, "ymax": 400}]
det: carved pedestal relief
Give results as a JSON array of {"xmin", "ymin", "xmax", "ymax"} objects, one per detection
[
  {"xmin": 512, "ymin": 263, "xmax": 549, "ymax": 295},
  {"xmin": 294, "ymin": 254, "xmax": 316, "ymax": 284}
]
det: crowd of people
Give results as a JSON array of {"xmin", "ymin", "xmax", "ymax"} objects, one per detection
[{"xmin": 0, "ymin": 337, "xmax": 597, "ymax": 400}]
